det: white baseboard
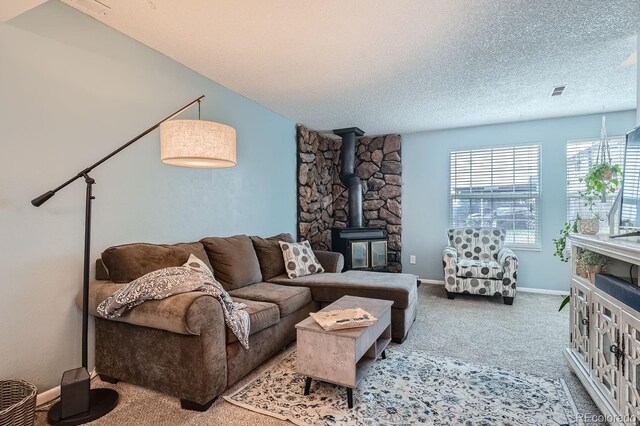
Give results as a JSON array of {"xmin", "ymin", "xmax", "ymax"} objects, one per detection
[
  {"xmin": 418, "ymin": 279, "xmax": 568, "ymax": 296},
  {"xmin": 518, "ymin": 287, "xmax": 569, "ymax": 296},
  {"xmin": 36, "ymin": 385, "xmax": 60, "ymax": 407},
  {"xmin": 36, "ymin": 368, "xmax": 96, "ymax": 407}
]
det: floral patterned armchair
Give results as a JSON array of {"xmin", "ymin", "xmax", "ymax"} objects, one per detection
[{"xmin": 442, "ymin": 227, "xmax": 518, "ymax": 305}]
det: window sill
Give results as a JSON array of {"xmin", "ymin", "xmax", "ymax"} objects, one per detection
[{"xmin": 507, "ymin": 246, "xmax": 542, "ymax": 252}]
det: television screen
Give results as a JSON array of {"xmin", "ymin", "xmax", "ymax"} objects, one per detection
[{"xmin": 619, "ymin": 125, "xmax": 640, "ymax": 231}]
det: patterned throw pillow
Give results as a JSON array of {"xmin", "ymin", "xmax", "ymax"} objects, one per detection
[
  {"xmin": 183, "ymin": 254, "xmax": 214, "ymax": 278},
  {"xmin": 279, "ymin": 241, "xmax": 324, "ymax": 279}
]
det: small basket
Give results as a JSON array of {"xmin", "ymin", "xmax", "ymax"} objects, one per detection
[{"xmin": 0, "ymin": 379, "xmax": 37, "ymax": 426}]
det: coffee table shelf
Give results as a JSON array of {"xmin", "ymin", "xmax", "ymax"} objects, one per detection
[{"xmin": 356, "ymin": 331, "xmax": 391, "ymax": 385}]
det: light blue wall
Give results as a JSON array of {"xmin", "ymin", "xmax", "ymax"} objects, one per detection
[
  {"xmin": 0, "ymin": 1, "xmax": 295, "ymax": 391},
  {"xmin": 402, "ymin": 111, "xmax": 637, "ymax": 291}
]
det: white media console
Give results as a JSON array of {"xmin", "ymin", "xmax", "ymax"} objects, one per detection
[{"xmin": 566, "ymin": 233, "xmax": 640, "ymax": 425}]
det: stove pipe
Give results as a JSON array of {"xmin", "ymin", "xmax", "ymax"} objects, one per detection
[{"xmin": 333, "ymin": 127, "xmax": 365, "ymax": 228}]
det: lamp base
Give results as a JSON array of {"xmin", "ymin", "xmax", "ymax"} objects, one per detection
[{"xmin": 47, "ymin": 388, "xmax": 118, "ymax": 425}]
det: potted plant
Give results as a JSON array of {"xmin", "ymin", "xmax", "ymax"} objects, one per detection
[
  {"xmin": 560, "ymin": 249, "xmax": 611, "ymax": 311},
  {"xmin": 576, "ymin": 249, "xmax": 609, "ymax": 284}
]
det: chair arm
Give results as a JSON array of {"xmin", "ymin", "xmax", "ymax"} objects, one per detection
[
  {"xmin": 442, "ymin": 246, "xmax": 458, "ymax": 286},
  {"xmin": 498, "ymin": 247, "xmax": 518, "ymax": 266},
  {"xmin": 498, "ymin": 248, "xmax": 518, "ymax": 295},
  {"xmin": 86, "ymin": 281, "xmax": 225, "ymax": 336},
  {"xmin": 443, "ymin": 246, "xmax": 458, "ymax": 261},
  {"xmin": 313, "ymin": 250, "xmax": 344, "ymax": 273}
]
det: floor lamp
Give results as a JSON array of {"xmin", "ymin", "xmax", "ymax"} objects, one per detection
[{"xmin": 31, "ymin": 95, "xmax": 236, "ymax": 425}]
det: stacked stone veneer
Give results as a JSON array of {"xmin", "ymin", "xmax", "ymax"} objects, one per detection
[{"xmin": 297, "ymin": 125, "xmax": 402, "ymax": 272}]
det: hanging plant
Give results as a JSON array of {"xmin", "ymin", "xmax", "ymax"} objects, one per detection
[
  {"xmin": 579, "ymin": 115, "xmax": 623, "ymax": 204},
  {"xmin": 579, "ymin": 162, "xmax": 622, "ymax": 204},
  {"xmin": 553, "ymin": 116, "xmax": 623, "ymax": 261}
]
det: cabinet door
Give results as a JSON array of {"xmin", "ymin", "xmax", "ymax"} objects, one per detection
[
  {"xmin": 621, "ymin": 309, "xmax": 640, "ymax": 425},
  {"xmin": 570, "ymin": 279, "xmax": 591, "ymax": 368},
  {"xmin": 593, "ymin": 291, "xmax": 622, "ymax": 407}
]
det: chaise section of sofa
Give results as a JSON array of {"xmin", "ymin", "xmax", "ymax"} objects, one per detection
[{"xmin": 268, "ymin": 271, "xmax": 417, "ymax": 342}]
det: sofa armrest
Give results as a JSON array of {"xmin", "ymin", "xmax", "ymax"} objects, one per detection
[
  {"xmin": 87, "ymin": 281, "xmax": 225, "ymax": 336},
  {"xmin": 313, "ymin": 250, "xmax": 344, "ymax": 273}
]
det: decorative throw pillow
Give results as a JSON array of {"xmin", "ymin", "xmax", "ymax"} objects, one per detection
[
  {"xmin": 183, "ymin": 254, "xmax": 214, "ymax": 278},
  {"xmin": 279, "ymin": 241, "xmax": 324, "ymax": 279}
]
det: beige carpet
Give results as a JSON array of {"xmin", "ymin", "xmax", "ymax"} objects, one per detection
[{"xmin": 36, "ymin": 284, "xmax": 601, "ymax": 425}]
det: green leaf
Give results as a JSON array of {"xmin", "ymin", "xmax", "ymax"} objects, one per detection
[{"xmin": 559, "ymin": 295, "xmax": 570, "ymax": 311}]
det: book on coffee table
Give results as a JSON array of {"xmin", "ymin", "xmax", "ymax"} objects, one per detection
[{"xmin": 309, "ymin": 308, "xmax": 377, "ymax": 331}]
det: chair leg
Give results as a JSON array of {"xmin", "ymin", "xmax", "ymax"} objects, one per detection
[
  {"xmin": 503, "ymin": 296, "xmax": 514, "ymax": 305},
  {"xmin": 446, "ymin": 290, "xmax": 455, "ymax": 300}
]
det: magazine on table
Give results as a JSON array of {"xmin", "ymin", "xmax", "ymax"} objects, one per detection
[{"xmin": 310, "ymin": 308, "xmax": 377, "ymax": 331}]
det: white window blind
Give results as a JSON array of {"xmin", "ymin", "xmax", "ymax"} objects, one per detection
[
  {"xmin": 566, "ymin": 137, "xmax": 625, "ymax": 222},
  {"xmin": 449, "ymin": 144, "xmax": 541, "ymax": 249}
]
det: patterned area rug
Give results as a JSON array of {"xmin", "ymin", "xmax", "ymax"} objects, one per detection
[{"xmin": 224, "ymin": 348, "xmax": 581, "ymax": 425}]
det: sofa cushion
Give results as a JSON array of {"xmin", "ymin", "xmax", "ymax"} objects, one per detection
[
  {"xmin": 200, "ymin": 235, "xmax": 262, "ymax": 291},
  {"xmin": 457, "ymin": 259, "xmax": 503, "ymax": 279},
  {"xmin": 226, "ymin": 298, "xmax": 280, "ymax": 343},
  {"xmin": 250, "ymin": 233, "xmax": 295, "ymax": 281},
  {"xmin": 228, "ymin": 282, "xmax": 312, "ymax": 317},
  {"xmin": 101, "ymin": 242, "xmax": 213, "ymax": 283},
  {"xmin": 268, "ymin": 271, "xmax": 417, "ymax": 309},
  {"xmin": 279, "ymin": 241, "xmax": 324, "ymax": 278}
]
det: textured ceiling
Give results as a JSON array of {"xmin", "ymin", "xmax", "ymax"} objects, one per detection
[{"xmin": 61, "ymin": 0, "xmax": 638, "ymax": 135}]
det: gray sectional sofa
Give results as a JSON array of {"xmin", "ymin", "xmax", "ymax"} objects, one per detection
[{"xmin": 87, "ymin": 233, "xmax": 418, "ymax": 410}]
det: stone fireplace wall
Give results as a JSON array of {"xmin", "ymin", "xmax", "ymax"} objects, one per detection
[
  {"xmin": 297, "ymin": 125, "xmax": 402, "ymax": 272},
  {"xmin": 296, "ymin": 126, "xmax": 340, "ymax": 250}
]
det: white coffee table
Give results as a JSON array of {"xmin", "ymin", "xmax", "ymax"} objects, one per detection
[{"xmin": 295, "ymin": 295, "xmax": 393, "ymax": 408}]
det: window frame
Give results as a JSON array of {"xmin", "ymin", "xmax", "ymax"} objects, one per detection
[{"xmin": 448, "ymin": 142, "xmax": 543, "ymax": 251}]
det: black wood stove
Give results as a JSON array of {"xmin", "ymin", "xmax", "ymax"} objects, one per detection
[
  {"xmin": 330, "ymin": 127, "xmax": 388, "ymax": 272},
  {"xmin": 331, "ymin": 227, "xmax": 388, "ymax": 272}
]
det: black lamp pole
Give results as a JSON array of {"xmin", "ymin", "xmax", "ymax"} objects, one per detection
[{"xmin": 32, "ymin": 95, "xmax": 205, "ymax": 425}]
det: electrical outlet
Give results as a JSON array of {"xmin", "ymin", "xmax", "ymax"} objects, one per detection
[{"xmin": 409, "ymin": 255, "xmax": 416, "ymax": 264}]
